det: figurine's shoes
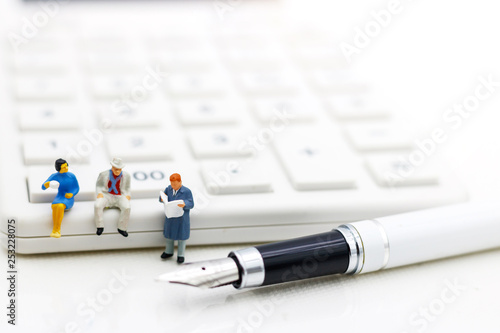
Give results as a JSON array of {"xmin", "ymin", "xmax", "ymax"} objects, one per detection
[
  {"xmin": 177, "ymin": 256, "xmax": 185, "ymax": 264},
  {"xmin": 96, "ymin": 228, "xmax": 104, "ymax": 236},
  {"xmin": 161, "ymin": 252, "xmax": 173, "ymax": 259},
  {"xmin": 118, "ymin": 229, "xmax": 128, "ymax": 237},
  {"xmin": 50, "ymin": 231, "xmax": 61, "ymax": 238}
]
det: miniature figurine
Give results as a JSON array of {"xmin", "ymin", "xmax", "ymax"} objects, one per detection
[
  {"xmin": 41, "ymin": 158, "xmax": 80, "ymax": 238},
  {"xmin": 159, "ymin": 173, "xmax": 194, "ymax": 263},
  {"xmin": 94, "ymin": 157, "xmax": 131, "ymax": 237}
]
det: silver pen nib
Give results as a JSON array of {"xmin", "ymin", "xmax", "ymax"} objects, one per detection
[{"xmin": 156, "ymin": 257, "xmax": 240, "ymax": 289}]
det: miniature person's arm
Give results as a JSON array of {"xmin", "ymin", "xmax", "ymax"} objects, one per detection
[
  {"xmin": 121, "ymin": 172, "xmax": 131, "ymax": 200},
  {"xmin": 65, "ymin": 174, "xmax": 80, "ymax": 199},
  {"xmin": 181, "ymin": 188, "xmax": 194, "ymax": 210},
  {"xmin": 95, "ymin": 171, "xmax": 107, "ymax": 198},
  {"xmin": 41, "ymin": 174, "xmax": 56, "ymax": 190},
  {"xmin": 159, "ymin": 187, "xmax": 169, "ymax": 203}
]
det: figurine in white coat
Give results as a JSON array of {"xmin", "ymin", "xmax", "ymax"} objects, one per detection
[{"xmin": 94, "ymin": 157, "xmax": 131, "ymax": 237}]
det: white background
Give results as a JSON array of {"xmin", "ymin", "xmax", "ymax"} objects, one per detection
[{"xmin": 1, "ymin": 0, "xmax": 500, "ymax": 332}]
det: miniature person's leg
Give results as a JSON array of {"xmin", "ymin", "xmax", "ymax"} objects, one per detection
[
  {"xmin": 177, "ymin": 240, "xmax": 186, "ymax": 258},
  {"xmin": 165, "ymin": 239, "xmax": 174, "ymax": 254},
  {"xmin": 117, "ymin": 196, "xmax": 131, "ymax": 231},
  {"xmin": 51, "ymin": 203, "xmax": 66, "ymax": 238},
  {"xmin": 94, "ymin": 196, "xmax": 109, "ymax": 228},
  {"xmin": 161, "ymin": 238, "xmax": 175, "ymax": 259}
]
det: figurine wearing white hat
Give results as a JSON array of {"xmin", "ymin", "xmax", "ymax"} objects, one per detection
[{"xmin": 94, "ymin": 157, "xmax": 131, "ymax": 237}]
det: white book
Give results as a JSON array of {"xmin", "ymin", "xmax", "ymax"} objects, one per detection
[{"xmin": 159, "ymin": 191, "xmax": 184, "ymax": 219}]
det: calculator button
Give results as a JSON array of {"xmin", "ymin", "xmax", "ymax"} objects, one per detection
[
  {"xmin": 154, "ymin": 49, "xmax": 217, "ymax": 72},
  {"xmin": 165, "ymin": 73, "xmax": 227, "ymax": 98},
  {"xmin": 89, "ymin": 75, "xmax": 140, "ymax": 99},
  {"xmin": 12, "ymin": 53, "xmax": 71, "ymax": 74},
  {"xmin": 15, "ymin": 76, "xmax": 74, "ymax": 100},
  {"xmin": 85, "ymin": 52, "xmax": 142, "ymax": 73},
  {"xmin": 215, "ymin": 33, "xmax": 270, "ymax": 50},
  {"xmin": 127, "ymin": 161, "xmax": 202, "ymax": 200},
  {"xmin": 221, "ymin": 48, "xmax": 284, "ymax": 70},
  {"xmin": 81, "ymin": 35, "xmax": 131, "ymax": 53},
  {"xmin": 127, "ymin": 163, "xmax": 173, "ymax": 199},
  {"xmin": 151, "ymin": 34, "xmax": 209, "ymax": 51},
  {"xmin": 344, "ymin": 122, "xmax": 415, "ymax": 151},
  {"xmin": 201, "ymin": 159, "xmax": 273, "ymax": 194},
  {"xmin": 365, "ymin": 154, "xmax": 440, "ymax": 187},
  {"xmin": 327, "ymin": 94, "xmax": 391, "ymax": 120},
  {"xmin": 188, "ymin": 128, "xmax": 253, "ymax": 158},
  {"xmin": 23, "ymin": 133, "xmax": 90, "ymax": 165},
  {"xmin": 174, "ymin": 100, "xmax": 239, "ymax": 126},
  {"xmin": 14, "ymin": 36, "xmax": 66, "ymax": 54},
  {"xmin": 105, "ymin": 131, "xmax": 172, "ymax": 162},
  {"xmin": 237, "ymin": 71, "xmax": 298, "ymax": 96},
  {"xmin": 18, "ymin": 105, "xmax": 81, "ymax": 131},
  {"xmin": 98, "ymin": 104, "xmax": 161, "ymax": 129},
  {"xmin": 308, "ymin": 70, "xmax": 367, "ymax": 93},
  {"xmin": 292, "ymin": 46, "xmax": 347, "ymax": 69},
  {"xmin": 273, "ymin": 129, "xmax": 357, "ymax": 190},
  {"xmin": 251, "ymin": 97, "xmax": 317, "ymax": 123}
]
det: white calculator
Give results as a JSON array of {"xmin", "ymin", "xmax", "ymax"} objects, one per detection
[{"xmin": 0, "ymin": 0, "xmax": 467, "ymax": 253}]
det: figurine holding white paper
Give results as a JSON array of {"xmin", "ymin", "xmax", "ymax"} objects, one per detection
[
  {"xmin": 159, "ymin": 192, "xmax": 185, "ymax": 219},
  {"xmin": 158, "ymin": 173, "xmax": 194, "ymax": 264}
]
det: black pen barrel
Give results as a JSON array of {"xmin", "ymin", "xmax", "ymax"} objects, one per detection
[{"xmin": 254, "ymin": 230, "xmax": 350, "ymax": 286}]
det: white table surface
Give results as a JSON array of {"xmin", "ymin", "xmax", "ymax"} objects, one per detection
[{"xmin": 2, "ymin": 0, "xmax": 500, "ymax": 332}]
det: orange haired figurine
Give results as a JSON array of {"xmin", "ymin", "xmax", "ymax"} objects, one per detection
[{"xmin": 159, "ymin": 173, "xmax": 194, "ymax": 263}]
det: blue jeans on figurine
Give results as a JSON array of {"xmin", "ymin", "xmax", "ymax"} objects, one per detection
[{"xmin": 159, "ymin": 173, "xmax": 194, "ymax": 264}]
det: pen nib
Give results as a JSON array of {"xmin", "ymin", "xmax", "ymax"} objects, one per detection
[{"xmin": 156, "ymin": 257, "xmax": 240, "ymax": 289}]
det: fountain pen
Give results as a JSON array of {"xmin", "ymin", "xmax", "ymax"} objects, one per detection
[{"xmin": 156, "ymin": 201, "xmax": 500, "ymax": 289}]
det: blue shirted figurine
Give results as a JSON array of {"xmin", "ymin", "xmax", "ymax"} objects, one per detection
[
  {"xmin": 41, "ymin": 158, "xmax": 79, "ymax": 238},
  {"xmin": 159, "ymin": 173, "xmax": 194, "ymax": 263}
]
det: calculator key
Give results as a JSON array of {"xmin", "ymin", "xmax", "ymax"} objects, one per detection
[
  {"xmin": 154, "ymin": 49, "xmax": 217, "ymax": 72},
  {"xmin": 365, "ymin": 154, "xmax": 440, "ymax": 187},
  {"xmin": 273, "ymin": 129, "xmax": 357, "ymax": 190},
  {"xmin": 14, "ymin": 36, "xmax": 66, "ymax": 53},
  {"xmin": 152, "ymin": 34, "xmax": 209, "ymax": 51},
  {"xmin": 221, "ymin": 48, "xmax": 284, "ymax": 70},
  {"xmin": 174, "ymin": 100, "xmax": 239, "ymax": 126},
  {"xmin": 12, "ymin": 53, "xmax": 71, "ymax": 74},
  {"xmin": 90, "ymin": 75, "xmax": 140, "ymax": 99},
  {"xmin": 86, "ymin": 52, "xmax": 143, "ymax": 73},
  {"xmin": 127, "ymin": 164, "xmax": 171, "ymax": 199},
  {"xmin": 201, "ymin": 159, "xmax": 273, "ymax": 194},
  {"xmin": 165, "ymin": 73, "xmax": 227, "ymax": 97},
  {"xmin": 23, "ymin": 133, "xmax": 90, "ymax": 165},
  {"xmin": 308, "ymin": 70, "xmax": 367, "ymax": 93},
  {"xmin": 215, "ymin": 33, "xmax": 270, "ymax": 50},
  {"xmin": 327, "ymin": 94, "xmax": 391, "ymax": 120},
  {"xmin": 127, "ymin": 161, "xmax": 202, "ymax": 200},
  {"xmin": 252, "ymin": 97, "xmax": 317, "ymax": 123},
  {"xmin": 15, "ymin": 77, "xmax": 74, "ymax": 100},
  {"xmin": 105, "ymin": 131, "xmax": 172, "ymax": 162},
  {"xmin": 18, "ymin": 105, "xmax": 81, "ymax": 131},
  {"xmin": 237, "ymin": 71, "xmax": 298, "ymax": 96},
  {"xmin": 286, "ymin": 30, "xmax": 335, "ymax": 48},
  {"xmin": 81, "ymin": 35, "xmax": 131, "ymax": 53},
  {"xmin": 98, "ymin": 104, "xmax": 161, "ymax": 129},
  {"xmin": 292, "ymin": 46, "xmax": 347, "ymax": 69},
  {"xmin": 188, "ymin": 128, "xmax": 253, "ymax": 158},
  {"xmin": 27, "ymin": 165, "xmax": 95, "ymax": 203},
  {"xmin": 344, "ymin": 122, "xmax": 415, "ymax": 151}
]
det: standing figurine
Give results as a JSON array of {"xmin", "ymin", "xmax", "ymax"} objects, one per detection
[
  {"xmin": 41, "ymin": 158, "xmax": 80, "ymax": 238},
  {"xmin": 159, "ymin": 173, "xmax": 194, "ymax": 263},
  {"xmin": 94, "ymin": 157, "xmax": 131, "ymax": 237}
]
